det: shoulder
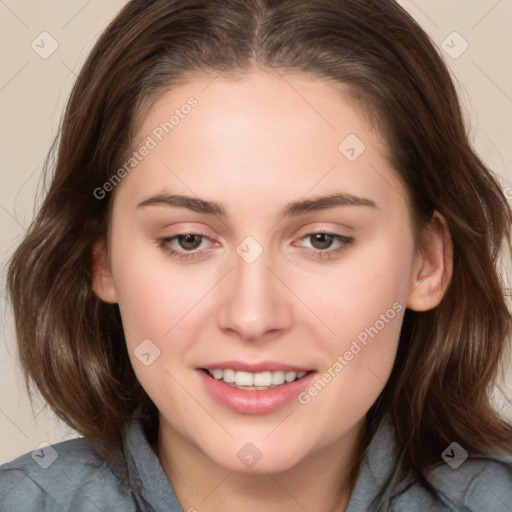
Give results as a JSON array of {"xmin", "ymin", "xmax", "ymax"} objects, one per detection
[
  {"xmin": 393, "ymin": 449, "xmax": 512, "ymax": 511},
  {"xmin": 360, "ymin": 416, "xmax": 512, "ymax": 511},
  {"xmin": 426, "ymin": 450, "xmax": 512, "ymax": 510},
  {"xmin": 0, "ymin": 437, "xmax": 136, "ymax": 512}
]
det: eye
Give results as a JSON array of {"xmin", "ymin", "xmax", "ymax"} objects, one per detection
[
  {"xmin": 157, "ymin": 232, "xmax": 215, "ymax": 261},
  {"xmin": 157, "ymin": 230, "xmax": 353, "ymax": 262},
  {"xmin": 174, "ymin": 234, "xmax": 204, "ymax": 251},
  {"xmin": 295, "ymin": 232, "xmax": 354, "ymax": 259}
]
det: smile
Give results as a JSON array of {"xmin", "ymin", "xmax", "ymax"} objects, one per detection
[
  {"xmin": 197, "ymin": 364, "xmax": 317, "ymax": 414},
  {"xmin": 206, "ymin": 369, "xmax": 308, "ymax": 390}
]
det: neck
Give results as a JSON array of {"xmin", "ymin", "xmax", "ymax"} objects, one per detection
[{"xmin": 156, "ymin": 416, "xmax": 366, "ymax": 512}]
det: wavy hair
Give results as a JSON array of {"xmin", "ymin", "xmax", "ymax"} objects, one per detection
[{"xmin": 7, "ymin": 0, "xmax": 512, "ymax": 487}]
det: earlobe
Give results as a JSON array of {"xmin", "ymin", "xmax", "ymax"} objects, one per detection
[
  {"xmin": 91, "ymin": 238, "xmax": 118, "ymax": 304},
  {"xmin": 406, "ymin": 212, "xmax": 453, "ymax": 312}
]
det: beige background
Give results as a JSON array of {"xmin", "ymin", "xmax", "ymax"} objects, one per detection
[{"xmin": 1, "ymin": 0, "xmax": 511, "ymax": 462}]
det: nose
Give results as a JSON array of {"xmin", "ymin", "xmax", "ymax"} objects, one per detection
[{"xmin": 216, "ymin": 245, "xmax": 294, "ymax": 342}]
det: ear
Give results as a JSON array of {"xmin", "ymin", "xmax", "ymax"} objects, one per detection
[
  {"xmin": 91, "ymin": 238, "xmax": 118, "ymax": 304},
  {"xmin": 406, "ymin": 211, "xmax": 453, "ymax": 311}
]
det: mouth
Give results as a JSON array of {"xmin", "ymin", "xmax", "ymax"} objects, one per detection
[
  {"xmin": 200, "ymin": 368, "xmax": 312, "ymax": 390},
  {"xmin": 196, "ymin": 363, "xmax": 317, "ymax": 414},
  {"xmin": 196, "ymin": 359, "xmax": 318, "ymax": 415}
]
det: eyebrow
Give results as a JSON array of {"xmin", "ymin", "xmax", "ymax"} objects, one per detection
[{"xmin": 136, "ymin": 192, "xmax": 378, "ymax": 217}]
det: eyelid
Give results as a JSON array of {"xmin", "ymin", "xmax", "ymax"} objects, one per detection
[
  {"xmin": 157, "ymin": 228, "xmax": 354, "ymax": 262},
  {"xmin": 293, "ymin": 231, "xmax": 354, "ymax": 258},
  {"xmin": 156, "ymin": 230, "xmax": 217, "ymax": 260}
]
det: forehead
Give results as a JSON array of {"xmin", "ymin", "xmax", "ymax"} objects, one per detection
[
  {"xmin": 113, "ymin": 69, "xmax": 407, "ymax": 217},
  {"xmin": 137, "ymin": 68, "xmax": 382, "ymax": 154}
]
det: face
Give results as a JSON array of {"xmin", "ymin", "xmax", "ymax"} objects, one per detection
[{"xmin": 93, "ymin": 69, "xmax": 441, "ymax": 474}]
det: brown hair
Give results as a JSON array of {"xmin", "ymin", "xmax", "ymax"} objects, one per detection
[{"xmin": 7, "ymin": 0, "xmax": 512, "ymax": 489}]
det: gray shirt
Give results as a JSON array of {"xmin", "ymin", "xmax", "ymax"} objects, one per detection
[{"xmin": 1, "ymin": 415, "xmax": 512, "ymax": 511}]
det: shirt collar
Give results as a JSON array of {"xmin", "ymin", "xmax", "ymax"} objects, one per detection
[
  {"xmin": 345, "ymin": 414, "xmax": 410, "ymax": 511},
  {"xmin": 123, "ymin": 418, "xmax": 184, "ymax": 512},
  {"xmin": 122, "ymin": 414, "xmax": 404, "ymax": 512}
]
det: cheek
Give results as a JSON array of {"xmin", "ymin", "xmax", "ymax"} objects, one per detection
[
  {"xmin": 296, "ymin": 231, "xmax": 412, "ymax": 404},
  {"xmin": 110, "ymin": 239, "xmax": 208, "ymax": 351},
  {"xmin": 111, "ymin": 254, "xmax": 208, "ymax": 411},
  {"xmin": 304, "ymin": 237, "xmax": 412, "ymax": 345}
]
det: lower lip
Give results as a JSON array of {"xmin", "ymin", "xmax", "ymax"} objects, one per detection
[{"xmin": 197, "ymin": 370, "xmax": 317, "ymax": 415}]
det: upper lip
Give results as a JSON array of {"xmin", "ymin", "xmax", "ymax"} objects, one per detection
[{"xmin": 200, "ymin": 360, "xmax": 314, "ymax": 373}]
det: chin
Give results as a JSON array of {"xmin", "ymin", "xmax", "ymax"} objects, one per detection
[{"xmin": 204, "ymin": 437, "xmax": 310, "ymax": 475}]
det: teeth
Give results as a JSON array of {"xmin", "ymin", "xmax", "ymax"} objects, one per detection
[
  {"xmin": 271, "ymin": 371, "xmax": 285, "ymax": 385},
  {"xmin": 222, "ymin": 369, "xmax": 235, "ymax": 383},
  {"xmin": 207, "ymin": 369, "xmax": 309, "ymax": 388},
  {"xmin": 253, "ymin": 371, "xmax": 272, "ymax": 387},
  {"xmin": 212, "ymin": 369, "xmax": 223, "ymax": 380},
  {"xmin": 236, "ymin": 371, "xmax": 254, "ymax": 386},
  {"xmin": 284, "ymin": 371, "xmax": 296, "ymax": 382}
]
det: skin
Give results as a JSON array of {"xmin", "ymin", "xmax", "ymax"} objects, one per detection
[{"xmin": 92, "ymin": 68, "xmax": 452, "ymax": 512}]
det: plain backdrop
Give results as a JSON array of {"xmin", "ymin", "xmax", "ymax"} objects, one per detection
[{"xmin": 1, "ymin": 0, "xmax": 511, "ymax": 463}]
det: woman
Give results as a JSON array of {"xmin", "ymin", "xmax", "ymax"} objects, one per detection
[{"xmin": 2, "ymin": 1, "xmax": 511, "ymax": 510}]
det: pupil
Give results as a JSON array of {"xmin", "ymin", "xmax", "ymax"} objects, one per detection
[
  {"xmin": 179, "ymin": 234, "xmax": 201, "ymax": 250},
  {"xmin": 312, "ymin": 233, "xmax": 332, "ymax": 250}
]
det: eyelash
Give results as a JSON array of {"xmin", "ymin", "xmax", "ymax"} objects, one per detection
[{"xmin": 156, "ymin": 231, "xmax": 354, "ymax": 261}]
